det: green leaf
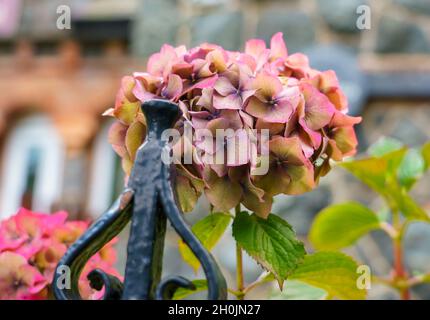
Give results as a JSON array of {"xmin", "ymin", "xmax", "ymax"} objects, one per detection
[
  {"xmin": 232, "ymin": 212, "xmax": 306, "ymax": 287},
  {"xmin": 289, "ymin": 252, "xmax": 366, "ymax": 300},
  {"xmin": 340, "ymin": 157, "xmax": 388, "ymax": 195},
  {"xmin": 173, "ymin": 280, "xmax": 207, "ymax": 300},
  {"xmin": 388, "ymin": 187, "xmax": 429, "ymax": 221},
  {"xmin": 271, "ymin": 280, "xmax": 327, "ymax": 300},
  {"xmin": 423, "ymin": 274, "xmax": 430, "ymax": 283},
  {"xmin": 179, "ymin": 213, "xmax": 232, "ymax": 272},
  {"xmin": 309, "ymin": 202, "xmax": 381, "ymax": 250},
  {"xmin": 422, "ymin": 142, "xmax": 430, "ymax": 170},
  {"xmin": 398, "ymin": 149, "xmax": 425, "ymax": 190},
  {"xmin": 376, "ymin": 206, "xmax": 390, "ymax": 222},
  {"xmin": 340, "ymin": 148, "xmax": 407, "ymax": 189},
  {"xmin": 368, "ymin": 136, "xmax": 403, "ymax": 157},
  {"xmin": 340, "ymin": 149, "xmax": 429, "ymax": 221}
]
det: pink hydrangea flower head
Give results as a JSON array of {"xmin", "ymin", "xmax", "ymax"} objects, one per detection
[{"xmin": 106, "ymin": 33, "xmax": 361, "ymax": 217}]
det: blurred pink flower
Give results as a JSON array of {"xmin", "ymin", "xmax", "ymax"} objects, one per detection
[
  {"xmin": 0, "ymin": 208, "xmax": 120, "ymax": 300},
  {"xmin": 0, "ymin": 252, "xmax": 47, "ymax": 300}
]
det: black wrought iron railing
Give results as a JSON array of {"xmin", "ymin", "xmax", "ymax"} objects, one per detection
[{"xmin": 52, "ymin": 99, "xmax": 227, "ymax": 300}]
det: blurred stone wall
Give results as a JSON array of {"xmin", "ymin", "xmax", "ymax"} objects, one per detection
[{"xmin": 132, "ymin": 0, "xmax": 430, "ymax": 56}]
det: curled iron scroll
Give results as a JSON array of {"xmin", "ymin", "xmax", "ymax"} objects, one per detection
[
  {"xmin": 52, "ymin": 100, "xmax": 227, "ymax": 300},
  {"xmin": 52, "ymin": 190, "xmax": 133, "ymax": 300}
]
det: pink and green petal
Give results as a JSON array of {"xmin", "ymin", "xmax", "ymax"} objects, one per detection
[
  {"xmin": 204, "ymin": 170, "xmax": 242, "ymax": 212},
  {"xmin": 283, "ymin": 53, "xmax": 311, "ymax": 78},
  {"xmin": 113, "ymin": 101, "xmax": 140, "ymax": 125},
  {"xmin": 270, "ymin": 32, "xmax": 288, "ymax": 61},
  {"xmin": 299, "ymin": 118, "xmax": 322, "ymax": 150},
  {"xmin": 147, "ymin": 44, "xmax": 178, "ymax": 77},
  {"xmin": 213, "ymin": 92, "xmax": 243, "ymax": 110},
  {"xmin": 284, "ymin": 162, "xmax": 315, "ymax": 195},
  {"xmin": 246, "ymin": 97, "xmax": 293, "ymax": 123},
  {"xmin": 254, "ymin": 163, "xmax": 292, "ymax": 196},
  {"xmin": 330, "ymin": 111, "xmax": 362, "ymax": 127},
  {"xmin": 108, "ymin": 122, "xmax": 128, "ymax": 157},
  {"xmin": 206, "ymin": 117, "xmax": 230, "ymax": 134},
  {"xmin": 269, "ymin": 136, "xmax": 307, "ymax": 165},
  {"xmin": 176, "ymin": 175, "xmax": 201, "ymax": 213},
  {"xmin": 161, "ymin": 74, "xmax": 183, "ymax": 100},
  {"xmin": 242, "ymin": 192, "xmax": 273, "ymax": 219},
  {"xmin": 183, "ymin": 75, "xmax": 219, "ymax": 94},
  {"xmin": 172, "ymin": 63, "xmax": 194, "ymax": 79},
  {"xmin": 245, "ymin": 39, "xmax": 267, "ymax": 59},
  {"xmin": 214, "ymin": 77, "xmax": 236, "ymax": 96},
  {"xmin": 250, "ymin": 72, "xmax": 283, "ymax": 101},
  {"xmin": 331, "ymin": 126, "xmax": 359, "ymax": 158},
  {"xmin": 301, "ymin": 83, "xmax": 335, "ymax": 130},
  {"xmin": 125, "ymin": 120, "xmax": 146, "ymax": 161},
  {"xmin": 206, "ymin": 49, "xmax": 228, "ymax": 73},
  {"xmin": 196, "ymin": 88, "xmax": 214, "ymax": 109},
  {"xmin": 256, "ymin": 118, "xmax": 285, "ymax": 136}
]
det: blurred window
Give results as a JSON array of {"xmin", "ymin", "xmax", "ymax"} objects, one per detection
[
  {"xmin": 0, "ymin": 115, "xmax": 65, "ymax": 219},
  {"xmin": 0, "ymin": 0, "xmax": 22, "ymax": 39},
  {"xmin": 86, "ymin": 120, "xmax": 124, "ymax": 218}
]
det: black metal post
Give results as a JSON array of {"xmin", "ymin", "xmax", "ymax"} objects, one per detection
[{"xmin": 52, "ymin": 99, "xmax": 227, "ymax": 300}]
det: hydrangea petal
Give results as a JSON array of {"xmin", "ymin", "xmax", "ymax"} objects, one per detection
[
  {"xmin": 207, "ymin": 49, "xmax": 228, "ymax": 73},
  {"xmin": 270, "ymin": 32, "xmax": 288, "ymax": 60},
  {"xmin": 331, "ymin": 126, "xmax": 359, "ymax": 158},
  {"xmin": 302, "ymin": 83, "xmax": 335, "ymax": 130},
  {"xmin": 250, "ymin": 72, "xmax": 283, "ymax": 100},
  {"xmin": 108, "ymin": 121, "xmax": 128, "ymax": 157},
  {"xmin": 269, "ymin": 136, "xmax": 307, "ymax": 165},
  {"xmin": 242, "ymin": 192, "xmax": 273, "ymax": 219},
  {"xmin": 147, "ymin": 44, "xmax": 177, "ymax": 77},
  {"xmin": 256, "ymin": 118, "xmax": 285, "ymax": 136},
  {"xmin": 245, "ymin": 39, "xmax": 267, "ymax": 59},
  {"xmin": 254, "ymin": 163, "xmax": 291, "ymax": 196},
  {"xmin": 284, "ymin": 162, "xmax": 315, "ymax": 195},
  {"xmin": 246, "ymin": 97, "xmax": 293, "ymax": 123},
  {"xmin": 214, "ymin": 77, "xmax": 236, "ymax": 96},
  {"xmin": 213, "ymin": 93, "xmax": 242, "ymax": 110},
  {"xmin": 125, "ymin": 120, "xmax": 146, "ymax": 161},
  {"xmin": 299, "ymin": 118, "xmax": 322, "ymax": 150},
  {"xmin": 204, "ymin": 171, "xmax": 242, "ymax": 211},
  {"xmin": 330, "ymin": 111, "xmax": 362, "ymax": 127},
  {"xmin": 161, "ymin": 74, "xmax": 183, "ymax": 100}
]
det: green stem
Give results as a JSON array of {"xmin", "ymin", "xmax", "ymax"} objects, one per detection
[
  {"xmin": 243, "ymin": 271, "xmax": 270, "ymax": 295},
  {"xmin": 391, "ymin": 210, "xmax": 410, "ymax": 300},
  {"xmin": 408, "ymin": 273, "xmax": 430, "ymax": 287},
  {"xmin": 236, "ymin": 244, "xmax": 244, "ymax": 299},
  {"xmin": 393, "ymin": 237, "xmax": 410, "ymax": 300},
  {"xmin": 227, "ymin": 288, "xmax": 243, "ymax": 298},
  {"xmin": 235, "ymin": 204, "xmax": 245, "ymax": 300},
  {"xmin": 380, "ymin": 222, "xmax": 398, "ymax": 239}
]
